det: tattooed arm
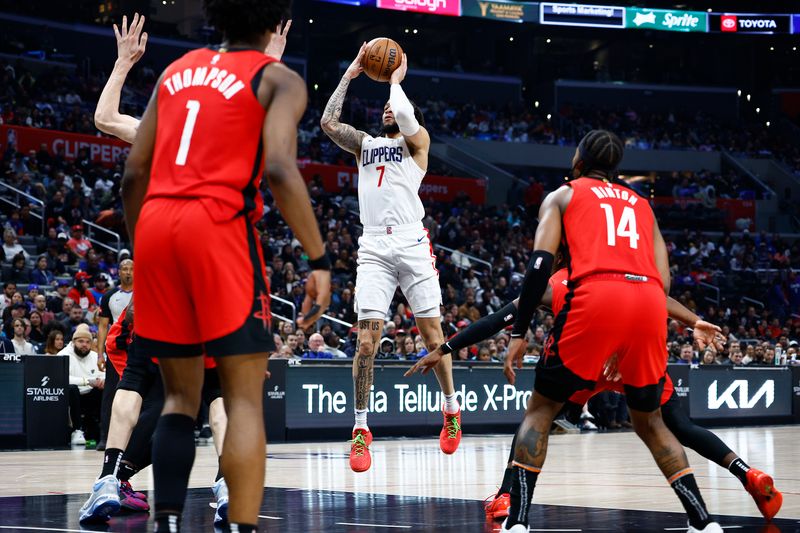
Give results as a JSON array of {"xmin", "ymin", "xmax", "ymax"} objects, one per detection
[{"xmin": 320, "ymin": 43, "xmax": 369, "ymax": 156}]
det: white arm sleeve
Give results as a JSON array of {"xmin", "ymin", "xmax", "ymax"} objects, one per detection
[{"xmin": 389, "ymin": 83, "xmax": 420, "ymax": 137}]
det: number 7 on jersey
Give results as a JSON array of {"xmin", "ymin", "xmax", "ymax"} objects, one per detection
[{"xmin": 599, "ymin": 203, "xmax": 640, "ymax": 249}]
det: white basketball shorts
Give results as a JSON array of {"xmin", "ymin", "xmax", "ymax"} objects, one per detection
[{"xmin": 355, "ymin": 221, "xmax": 442, "ymax": 320}]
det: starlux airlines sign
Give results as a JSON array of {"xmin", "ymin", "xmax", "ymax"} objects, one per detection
[{"xmin": 626, "ymin": 7, "xmax": 708, "ymax": 32}]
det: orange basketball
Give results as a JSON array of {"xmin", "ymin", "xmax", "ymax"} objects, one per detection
[{"xmin": 361, "ymin": 38, "xmax": 403, "ymax": 82}]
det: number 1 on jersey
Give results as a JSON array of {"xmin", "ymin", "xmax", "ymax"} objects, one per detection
[
  {"xmin": 599, "ymin": 203, "xmax": 640, "ymax": 249},
  {"xmin": 376, "ymin": 165, "xmax": 386, "ymax": 187},
  {"xmin": 175, "ymin": 100, "xmax": 200, "ymax": 166}
]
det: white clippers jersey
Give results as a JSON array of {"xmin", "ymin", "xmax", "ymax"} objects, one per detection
[{"xmin": 357, "ymin": 135, "xmax": 426, "ymax": 227}]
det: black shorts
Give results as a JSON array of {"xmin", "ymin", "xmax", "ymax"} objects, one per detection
[
  {"xmin": 118, "ymin": 340, "xmax": 160, "ymax": 397},
  {"xmin": 202, "ymin": 368, "xmax": 223, "ymax": 405}
]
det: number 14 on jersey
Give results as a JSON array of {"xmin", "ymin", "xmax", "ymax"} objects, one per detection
[{"xmin": 599, "ymin": 203, "xmax": 639, "ymax": 249}]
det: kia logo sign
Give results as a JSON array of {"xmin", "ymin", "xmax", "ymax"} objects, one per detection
[
  {"xmin": 707, "ymin": 379, "xmax": 774, "ymax": 410},
  {"xmin": 720, "ymin": 15, "xmax": 737, "ymax": 31}
]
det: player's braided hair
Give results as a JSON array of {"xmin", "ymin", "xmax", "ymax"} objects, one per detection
[
  {"xmin": 576, "ymin": 129, "xmax": 624, "ymax": 176},
  {"xmin": 203, "ymin": 0, "xmax": 291, "ymax": 44}
]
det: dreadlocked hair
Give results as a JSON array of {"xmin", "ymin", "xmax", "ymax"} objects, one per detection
[
  {"xmin": 577, "ymin": 129, "xmax": 624, "ymax": 176},
  {"xmin": 203, "ymin": 0, "xmax": 291, "ymax": 43}
]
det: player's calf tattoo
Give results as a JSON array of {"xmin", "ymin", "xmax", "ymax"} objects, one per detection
[
  {"xmin": 354, "ymin": 354, "xmax": 374, "ymax": 410},
  {"xmin": 514, "ymin": 426, "xmax": 549, "ymax": 468}
]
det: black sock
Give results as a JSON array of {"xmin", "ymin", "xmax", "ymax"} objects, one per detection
[
  {"xmin": 154, "ymin": 512, "xmax": 181, "ymax": 532},
  {"xmin": 226, "ymin": 524, "xmax": 257, "ymax": 533},
  {"xmin": 506, "ymin": 465, "xmax": 539, "ymax": 527},
  {"xmin": 498, "ymin": 430, "xmax": 519, "ymax": 496},
  {"xmin": 728, "ymin": 457, "xmax": 750, "ymax": 487},
  {"xmin": 153, "ymin": 414, "xmax": 196, "ymax": 518},
  {"xmin": 117, "ymin": 461, "xmax": 138, "ymax": 482},
  {"xmin": 100, "ymin": 448, "xmax": 123, "ymax": 478},
  {"xmin": 671, "ymin": 472, "xmax": 711, "ymax": 530},
  {"xmin": 216, "ymin": 455, "xmax": 224, "ymax": 482}
]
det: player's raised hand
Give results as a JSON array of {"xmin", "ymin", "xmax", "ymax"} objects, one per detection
[
  {"xmin": 345, "ymin": 42, "xmax": 367, "ymax": 80},
  {"xmin": 504, "ymin": 337, "xmax": 526, "ymax": 385},
  {"xmin": 404, "ymin": 347, "xmax": 444, "ymax": 377},
  {"xmin": 390, "ymin": 53, "xmax": 408, "ymax": 85},
  {"xmin": 265, "ymin": 19, "xmax": 292, "ymax": 60},
  {"xmin": 113, "ymin": 13, "xmax": 148, "ymax": 67},
  {"xmin": 691, "ymin": 320, "xmax": 725, "ymax": 352}
]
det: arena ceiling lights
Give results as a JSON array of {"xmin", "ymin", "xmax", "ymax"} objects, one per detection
[{"xmin": 315, "ymin": 0, "xmax": 800, "ymax": 34}]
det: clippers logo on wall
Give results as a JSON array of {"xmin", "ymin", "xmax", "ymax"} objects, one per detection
[
  {"xmin": 690, "ymin": 368, "xmax": 792, "ymax": 419},
  {"xmin": 711, "ymin": 13, "xmax": 791, "ymax": 34},
  {"xmin": 377, "ymin": 0, "xmax": 461, "ymax": 16}
]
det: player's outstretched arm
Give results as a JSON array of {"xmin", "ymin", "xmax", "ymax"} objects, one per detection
[
  {"xmin": 95, "ymin": 13, "xmax": 148, "ymax": 144},
  {"xmin": 504, "ymin": 189, "xmax": 566, "ymax": 384},
  {"xmin": 320, "ymin": 43, "xmax": 369, "ymax": 156},
  {"xmin": 666, "ymin": 297, "xmax": 725, "ymax": 352},
  {"xmin": 405, "ymin": 296, "xmax": 522, "ymax": 376},
  {"xmin": 653, "ymin": 217, "xmax": 671, "ymax": 296},
  {"xmin": 120, "ymin": 79, "xmax": 158, "ymax": 246},
  {"xmin": 388, "ymin": 53, "xmax": 429, "ymax": 159},
  {"xmin": 263, "ymin": 64, "xmax": 331, "ymax": 325},
  {"xmin": 264, "ymin": 19, "xmax": 291, "ymax": 60}
]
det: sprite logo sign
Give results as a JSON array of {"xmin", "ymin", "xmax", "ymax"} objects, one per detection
[{"xmin": 626, "ymin": 7, "xmax": 707, "ymax": 32}]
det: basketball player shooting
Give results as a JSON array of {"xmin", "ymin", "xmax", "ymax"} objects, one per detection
[{"xmin": 321, "ymin": 44, "xmax": 462, "ymax": 473}]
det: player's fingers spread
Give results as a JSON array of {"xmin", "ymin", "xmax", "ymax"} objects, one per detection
[
  {"xmin": 283, "ymin": 19, "xmax": 292, "ymax": 34},
  {"xmin": 137, "ymin": 14, "xmax": 146, "ymax": 34},
  {"xmin": 113, "ymin": 24, "xmax": 121, "ymax": 41},
  {"xmin": 121, "ymin": 15, "xmax": 128, "ymax": 35},
  {"xmin": 140, "ymin": 32, "xmax": 148, "ymax": 49}
]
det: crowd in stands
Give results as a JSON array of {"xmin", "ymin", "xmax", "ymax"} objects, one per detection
[
  {"xmin": 1, "ymin": 130, "xmax": 799, "ymax": 365},
  {"xmin": 1, "ymin": 54, "xmax": 799, "ymax": 373}
]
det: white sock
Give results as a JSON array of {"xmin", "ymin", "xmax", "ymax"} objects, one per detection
[
  {"xmin": 443, "ymin": 393, "xmax": 459, "ymax": 414},
  {"xmin": 354, "ymin": 409, "xmax": 368, "ymax": 430}
]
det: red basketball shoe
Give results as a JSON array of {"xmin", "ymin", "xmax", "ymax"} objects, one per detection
[
  {"xmin": 349, "ymin": 429, "xmax": 373, "ymax": 473},
  {"xmin": 745, "ymin": 468, "xmax": 782, "ymax": 521},
  {"xmin": 439, "ymin": 408, "xmax": 462, "ymax": 455},
  {"xmin": 484, "ymin": 492, "xmax": 510, "ymax": 521}
]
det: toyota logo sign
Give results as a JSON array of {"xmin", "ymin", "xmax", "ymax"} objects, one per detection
[{"xmin": 721, "ymin": 15, "xmax": 737, "ymax": 31}]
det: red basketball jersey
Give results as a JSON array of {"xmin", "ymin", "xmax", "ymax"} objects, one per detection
[
  {"xmin": 562, "ymin": 178, "xmax": 661, "ymax": 284},
  {"xmin": 548, "ymin": 268, "xmax": 569, "ymax": 314},
  {"xmin": 147, "ymin": 48, "xmax": 278, "ymax": 223}
]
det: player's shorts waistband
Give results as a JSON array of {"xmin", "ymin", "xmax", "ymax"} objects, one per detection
[
  {"xmin": 362, "ymin": 221, "xmax": 425, "ymax": 235},
  {"xmin": 576, "ymin": 272, "xmax": 663, "ymax": 287}
]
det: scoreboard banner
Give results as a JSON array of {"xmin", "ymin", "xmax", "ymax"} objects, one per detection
[
  {"xmin": 461, "ymin": 0, "xmax": 539, "ymax": 23},
  {"xmin": 709, "ymin": 13, "xmax": 792, "ymax": 34},
  {"xmin": 625, "ymin": 7, "xmax": 707, "ymax": 32},
  {"xmin": 316, "ymin": 0, "xmax": 800, "ymax": 34},
  {"xmin": 376, "ymin": 0, "xmax": 460, "ymax": 16},
  {"xmin": 539, "ymin": 3, "xmax": 624, "ymax": 28}
]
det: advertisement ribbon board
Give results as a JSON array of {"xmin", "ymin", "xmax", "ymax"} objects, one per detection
[
  {"xmin": 540, "ymin": 2, "xmax": 624, "ymax": 28},
  {"xmin": 625, "ymin": 8, "xmax": 708, "ymax": 32}
]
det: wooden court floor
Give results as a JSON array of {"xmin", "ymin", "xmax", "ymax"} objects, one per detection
[{"xmin": 0, "ymin": 425, "xmax": 797, "ymax": 532}]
